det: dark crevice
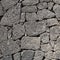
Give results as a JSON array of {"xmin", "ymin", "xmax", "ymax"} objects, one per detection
[
  {"xmin": 56, "ymin": 59, "xmax": 60, "ymax": 60},
  {"xmin": 12, "ymin": 54, "xmax": 14, "ymax": 60},
  {"xmin": 0, "ymin": 15, "xmax": 3, "ymax": 21},
  {"xmin": 42, "ymin": 56, "xmax": 45, "ymax": 60}
]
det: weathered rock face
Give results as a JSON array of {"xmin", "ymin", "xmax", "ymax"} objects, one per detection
[
  {"xmin": 0, "ymin": 26, "xmax": 7, "ymax": 42},
  {"xmin": 21, "ymin": 50, "xmax": 34, "ymax": 60},
  {"xmin": 1, "ymin": 0, "xmax": 19, "ymax": 10},
  {"xmin": 22, "ymin": 0, "xmax": 39, "ymax": 5},
  {"xmin": 47, "ymin": 18, "xmax": 59, "ymax": 27},
  {"xmin": 37, "ymin": 9, "xmax": 55, "ymax": 20},
  {"xmin": 37, "ymin": 2, "xmax": 48, "ymax": 10},
  {"xmin": 22, "ymin": 6, "xmax": 37, "ymax": 13},
  {"xmin": 34, "ymin": 50, "xmax": 45, "ymax": 60},
  {"xmin": 21, "ymin": 37, "xmax": 40, "ymax": 50},
  {"xmin": 0, "ymin": 0, "xmax": 60, "ymax": 60},
  {"xmin": 12, "ymin": 24, "xmax": 25, "ymax": 39},
  {"xmin": 0, "ymin": 3, "xmax": 21, "ymax": 26},
  {"xmin": 24, "ymin": 21, "xmax": 46, "ymax": 36},
  {"xmin": 53, "ymin": 4, "xmax": 60, "ymax": 20},
  {"xmin": 53, "ymin": 0, "xmax": 60, "ymax": 4},
  {"xmin": 50, "ymin": 26, "xmax": 60, "ymax": 41}
]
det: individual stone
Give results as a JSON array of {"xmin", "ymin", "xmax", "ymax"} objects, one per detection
[
  {"xmin": 26, "ymin": 13, "xmax": 38, "ymax": 21},
  {"xmin": 8, "ymin": 39, "xmax": 20, "ymax": 54},
  {"xmin": 34, "ymin": 50, "xmax": 45, "ymax": 60},
  {"xmin": 37, "ymin": 9, "xmax": 55, "ymax": 20},
  {"xmin": 48, "ymin": 2, "xmax": 54, "ymax": 10},
  {"xmin": 40, "ymin": 32, "xmax": 49, "ymax": 43},
  {"xmin": 13, "ymin": 52, "xmax": 20, "ymax": 60},
  {"xmin": 22, "ymin": 0, "xmax": 39, "ymax": 5},
  {"xmin": 37, "ymin": 2, "xmax": 48, "ymax": 10},
  {"xmin": 47, "ymin": 18, "xmax": 59, "ymax": 27},
  {"xmin": 0, "ymin": 3, "xmax": 21, "ymax": 26},
  {"xmin": 20, "ymin": 13, "xmax": 25, "ymax": 23},
  {"xmin": 53, "ymin": 4, "xmax": 60, "ymax": 20},
  {"xmin": 0, "ymin": 40, "xmax": 11, "ymax": 56},
  {"xmin": 22, "ymin": 6, "xmax": 37, "ymax": 13},
  {"xmin": 53, "ymin": 51, "xmax": 60, "ymax": 59},
  {"xmin": 24, "ymin": 21, "xmax": 46, "ymax": 36},
  {"xmin": 53, "ymin": 0, "xmax": 60, "ymax": 4},
  {"xmin": 0, "ymin": 39, "xmax": 20, "ymax": 55},
  {"xmin": 0, "ymin": 26, "xmax": 7, "ymax": 43},
  {"xmin": 40, "ymin": 0, "xmax": 52, "ymax": 2},
  {"xmin": 21, "ymin": 37, "xmax": 40, "ymax": 50},
  {"xmin": 45, "ymin": 51, "xmax": 53, "ymax": 59},
  {"xmin": 41, "ymin": 43, "xmax": 52, "ymax": 52},
  {"xmin": 21, "ymin": 50, "xmax": 34, "ymax": 60},
  {"xmin": 1, "ymin": 0, "xmax": 19, "ymax": 10},
  {"xmin": 54, "ymin": 43, "xmax": 60, "ymax": 51},
  {"xmin": 3, "ymin": 55, "xmax": 12, "ymax": 60},
  {"xmin": 12, "ymin": 24, "xmax": 25, "ymax": 39},
  {"xmin": 50, "ymin": 26, "xmax": 60, "ymax": 41}
]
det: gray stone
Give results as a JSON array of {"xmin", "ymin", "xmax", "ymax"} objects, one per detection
[
  {"xmin": 53, "ymin": 0, "xmax": 60, "ymax": 4},
  {"xmin": 34, "ymin": 50, "xmax": 45, "ymax": 60},
  {"xmin": 21, "ymin": 37, "xmax": 40, "ymax": 50},
  {"xmin": 40, "ymin": 32, "xmax": 49, "ymax": 43},
  {"xmin": 40, "ymin": 0, "xmax": 52, "ymax": 2},
  {"xmin": 45, "ymin": 51, "xmax": 53, "ymax": 59},
  {"xmin": 37, "ymin": 2, "xmax": 48, "ymax": 10},
  {"xmin": 0, "ymin": 2, "xmax": 4, "ymax": 16},
  {"xmin": 47, "ymin": 18, "xmax": 59, "ymax": 27},
  {"xmin": 0, "ymin": 40, "xmax": 11, "ymax": 56},
  {"xmin": 3, "ymin": 55, "xmax": 12, "ymax": 60},
  {"xmin": 53, "ymin": 4, "xmax": 60, "ymax": 20},
  {"xmin": 41, "ymin": 43, "xmax": 52, "ymax": 52},
  {"xmin": 50, "ymin": 40, "xmax": 56, "ymax": 48},
  {"xmin": 20, "ymin": 13, "xmax": 25, "ymax": 23},
  {"xmin": 53, "ymin": 51, "xmax": 60, "ymax": 59},
  {"xmin": 0, "ymin": 26, "xmax": 7, "ymax": 43},
  {"xmin": 12, "ymin": 24, "xmax": 25, "ymax": 39},
  {"xmin": 48, "ymin": 2, "xmax": 54, "ymax": 10},
  {"xmin": 22, "ymin": 6, "xmax": 37, "ymax": 13},
  {"xmin": 21, "ymin": 50, "xmax": 34, "ymax": 60},
  {"xmin": 13, "ymin": 52, "xmax": 21, "ymax": 60},
  {"xmin": 1, "ymin": 0, "xmax": 19, "ymax": 10},
  {"xmin": 37, "ymin": 9, "xmax": 55, "ymax": 20},
  {"xmin": 54, "ymin": 43, "xmax": 60, "ymax": 51},
  {"xmin": 22, "ymin": 0, "xmax": 39, "ymax": 5},
  {"xmin": 0, "ymin": 3, "xmax": 21, "ymax": 26},
  {"xmin": 50, "ymin": 26, "xmax": 60, "ymax": 41},
  {"xmin": 26, "ymin": 13, "xmax": 38, "ymax": 21},
  {"xmin": 0, "ymin": 39, "xmax": 20, "ymax": 55},
  {"xmin": 24, "ymin": 21, "xmax": 46, "ymax": 36}
]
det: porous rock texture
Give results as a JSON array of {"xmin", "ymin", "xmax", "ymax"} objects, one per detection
[{"xmin": 0, "ymin": 0, "xmax": 60, "ymax": 60}]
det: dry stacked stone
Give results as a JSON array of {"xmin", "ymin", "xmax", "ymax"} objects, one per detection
[{"xmin": 0, "ymin": 0, "xmax": 60, "ymax": 60}]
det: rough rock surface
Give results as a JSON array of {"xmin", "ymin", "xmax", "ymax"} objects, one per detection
[{"xmin": 0, "ymin": 0, "xmax": 60, "ymax": 60}]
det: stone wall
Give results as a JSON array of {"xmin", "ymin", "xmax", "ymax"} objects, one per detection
[{"xmin": 0, "ymin": 0, "xmax": 60, "ymax": 60}]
